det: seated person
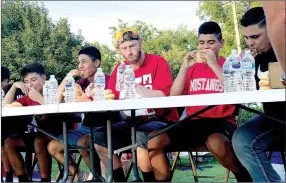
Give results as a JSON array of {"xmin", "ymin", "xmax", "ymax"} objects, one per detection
[
  {"xmin": 146, "ymin": 21, "xmax": 252, "ymax": 182},
  {"xmin": 3, "ymin": 63, "xmax": 74, "ymax": 182},
  {"xmin": 232, "ymin": 7, "xmax": 286, "ymax": 182},
  {"xmin": 47, "ymin": 46, "xmax": 111, "ymax": 181},
  {"xmin": 93, "ymin": 27, "xmax": 179, "ymax": 182},
  {"xmin": 1, "ymin": 66, "xmax": 31, "ymax": 182}
]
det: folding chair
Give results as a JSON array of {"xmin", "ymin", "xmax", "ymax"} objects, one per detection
[{"xmin": 167, "ymin": 107, "xmax": 243, "ymax": 182}]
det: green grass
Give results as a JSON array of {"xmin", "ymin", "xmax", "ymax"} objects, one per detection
[{"xmin": 51, "ymin": 156, "xmax": 236, "ymax": 182}]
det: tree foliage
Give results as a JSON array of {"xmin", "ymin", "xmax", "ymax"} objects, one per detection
[{"xmin": 197, "ymin": 1, "xmax": 262, "ymax": 57}]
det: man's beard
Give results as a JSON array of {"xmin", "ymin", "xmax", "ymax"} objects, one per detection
[{"xmin": 125, "ymin": 51, "xmax": 142, "ymax": 64}]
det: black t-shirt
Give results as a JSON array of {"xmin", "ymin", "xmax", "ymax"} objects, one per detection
[{"xmin": 255, "ymin": 49, "xmax": 286, "ymax": 120}]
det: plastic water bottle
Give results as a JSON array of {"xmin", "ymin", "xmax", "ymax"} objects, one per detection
[
  {"xmin": 43, "ymin": 81, "xmax": 50, "ymax": 104},
  {"xmin": 116, "ymin": 62, "xmax": 126, "ymax": 92},
  {"xmin": 64, "ymin": 73, "xmax": 76, "ymax": 103},
  {"xmin": 94, "ymin": 68, "xmax": 105, "ymax": 100},
  {"xmin": 223, "ymin": 56, "xmax": 231, "ymax": 92},
  {"xmin": 1, "ymin": 89, "xmax": 5, "ymax": 107},
  {"xmin": 241, "ymin": 49, "xmax": 256, "ymax": 91},
  {"xmin": 123, "ymin": 65, "xmax": 136, "ymax": 99},
  {"xmin": 48, "ymin": 75, "xmax": 59, "ymax": 104},
  {"xmin": 229, "ymin": 49, "xmax": 243, "ymax": 92}
]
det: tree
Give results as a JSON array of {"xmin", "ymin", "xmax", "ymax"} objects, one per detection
[
  {"xmin": 197, "ymin": 1, "xmax": 262, "ymax": 57},
  {"xmin": 1, "ymin": 1, "xmax": 84, "ymax": 81}
]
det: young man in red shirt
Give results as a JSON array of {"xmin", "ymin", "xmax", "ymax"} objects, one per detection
[
  {"xmin": 147, "ymin": 21, "xmax": 252, "ymax": 182},
  {"xmin": 93, "ymin": 28, "xmax": 179, "ymax": 182},
  {"xmin": 47, "ymin": 46, "xmax": 110, "ymax": 181},
  {"xmin": 3, "ymin": 63, "xmax": 74, "ymax": 182}
]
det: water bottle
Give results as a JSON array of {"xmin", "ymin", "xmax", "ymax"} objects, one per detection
[
  {"xmin": 48, "ymin": 75, "xmax": 59, "ymax": 104},
  {"xmin": 123, "ymin": 65, "xmax": 136, "ymax": 99},
  {"xmin": 43, "ymin": 81, "xmax": 50, "ymax": 104},
  {"xmin": 223, "ymin": 56, "xmax": 231, "ymax": 92},
  {"xmin": 64, "ymin": 73, "xmax": 76, "ymax": 103},
  {"xmin": 94, "ymin": 68, "xmax": 105, "ymax": 100},
  {"xmin": 1, "ymin": 88, "xmax": 5, "ymax": 107},
  {"xmin": 229, "ymin": 49, "xmax": 243, "ymax": 92},
  {"xmin": 241, "ymin": 49, "xmax": 256, "ymax": 91},
  {"xmin": 116, "ymin": 62, "xmax": 126, "ymax": 92}
]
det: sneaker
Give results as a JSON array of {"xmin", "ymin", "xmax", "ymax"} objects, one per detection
[{"xmin": 77, "ymin": 171, "xmax": 93, "ymax": 182}]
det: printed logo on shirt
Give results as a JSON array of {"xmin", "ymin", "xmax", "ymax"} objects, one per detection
[
  {"xmin": 135, "ymin": 73, "xmax": 153, "ymax": 90},
  {"xmin": 190, "ymin": 78, "xmax": 224, "ymax": 92}
]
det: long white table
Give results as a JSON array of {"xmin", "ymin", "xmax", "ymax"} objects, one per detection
[
  {"xmin": 1, "ymin": 89, "xmax": 285, "ymax": 182},
  {"xmin": 2, "ymin": 89, "xmax": 285, "ymax": 117}
]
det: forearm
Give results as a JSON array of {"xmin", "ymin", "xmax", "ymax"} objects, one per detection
[
  {"xmin": 263, "ymin": 2, "xmax": 286, "ymax": 73},
  {"xmin": 58, "ymin": 78, "xmax": 66, "ymax": 103},
  {"xmin": 170, "ymin": 66, "xmax": 188, "ymax": 96},
  {"xmin": 210, "ymin": 64, "xmax": 224, "ymax": 83},
  {"xmin": 4, "ymin": 86, "xmax": 16, "ymax": 104},
  {"xmin": 139, "ymin": 89, "xmax": 165, "ymax": 98}
]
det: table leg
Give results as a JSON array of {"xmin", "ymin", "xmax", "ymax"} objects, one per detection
[
  {"xmin": 131, "ymin": 109, "xmax": 143, "ymax": 181},
  {"xmin": 60, "ymin": 122, "xmax": 69, "ymax": 182},
  {"xmin": 89, "ymin": 126, "xmax": 103, "ymax": 181},
  {"xmin": 106, "ymin": 116, "xmax": 113, "ymax": 182}
]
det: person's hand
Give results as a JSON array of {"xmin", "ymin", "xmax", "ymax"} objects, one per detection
[
  {"xmin": 69, "ymin": 69, "xmax": 83, "ymax": 78},
  {"xmin": 240, "ymin": 48, "xmax": 258, "ymax": 58},
  {"xmin": 75, "ymin": 91, "xmax": 92, "ymax": 102},
  {"xmin": 29, "ymin": 87, "xmax": 44, "ymax": 104},
  {"xmin": 4, "ymin": 102, "xmax": 23, "ymax": 107},
  {"xmin": 259, "ymin": 73, "xmax": 271, "ymax": 90},
  {"xmin": 182, "ymin": 50, "xmax": 198, "ymax": 69},
  {"xmin": 75, "ymin": 84, "xmax": 84, "ymax": 97},
  {"xmin": 135, "ymin": 84, "xmax": 150, "ymax": 98},
  {"xmin": 104, "ymin": 89, "xmax": 115, "ymax": 100},
  {"xmin": 12, "ymin": 82, "xmax": 29, "ymax": 95},
  {"xmin": 199, "ymin": 49, "xmax": 218, "ymax": 68}
]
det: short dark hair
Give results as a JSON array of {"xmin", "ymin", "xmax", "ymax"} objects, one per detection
[
  {"xmin": 240, "ymin": 7, "xmax": 266, "ymax": 28},
  {"xmin": 78, "ymin": 46, "xmax": 101, "ymax": 62},
  {"xmin": 198, "ymin": 21, "xmax": 222, "ymax": 42},
  {"xmin": 20, "ymin": 63, "xmax": 45, "ymax": 78},
  {"xmin": 1, "ymin": 66, "xmax": 10, "ymax": 82}
]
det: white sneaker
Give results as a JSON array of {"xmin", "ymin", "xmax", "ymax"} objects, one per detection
[{"xmin": 77, "ymin": 171, "xmax": 93, "ymax": 182}]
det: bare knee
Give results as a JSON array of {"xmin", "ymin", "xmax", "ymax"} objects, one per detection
[
  {"xmin": 77, "ymin": 136, "xmax": 89, "ymax": 156},
  {"xmin": 34, "ymin": 136, "xmax": 50, "ymax": 154},
  {"xmin": 206, "ymin": 133, "xmax": 230, "ymax": 157},
  {"xmin": 4, "ymin": 137, "xmax": 22, "ymax": 152},
  {"xmin": 47, "ymin": 140, "xmax": 63, "ymax": 156},
  {"xmin": 147, "ymin": 131, "xmax": 170, "ymax": 150}
]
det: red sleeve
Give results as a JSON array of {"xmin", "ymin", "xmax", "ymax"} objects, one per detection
[
  {"xmin": 16, "ymin": 96, "xmax": 29, "ymax": 106},
  {"xmin": 107, "ymin": 64, "xmax": 120, "ymax": 99},
  {"xmin": 152, "ymin": 57, "xmax": 173, "ymax": 96}
]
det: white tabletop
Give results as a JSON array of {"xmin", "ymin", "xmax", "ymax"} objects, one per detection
[{"xmin": 1, "ymin": 89, "xmax": 285, "ymax": 117}]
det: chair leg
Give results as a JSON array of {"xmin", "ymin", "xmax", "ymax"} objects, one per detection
[
  {"xmin": 25, "ymin": 151, "xmax": 33, "ymax": 179},
  {"xmin": 224, "ymin": 169, "xmax": 230, "ymax": 182},
  {"xmin": 56, "ymin": 162, "xmax": 63, "ymax": 182},
  {"xmin": 71, "ymin": 154, "xmax": 82, "ymax": 182},
  {"xmin": 170, "ymin": 152, "xmax": 180, "ymax": 181},
  {"xmin": 281, "ymin": 151, "xmax": 286, "ymax": 173},
  {"xmin": 189, "ymin": 152, "xmax": 199, "ymax": 182}
]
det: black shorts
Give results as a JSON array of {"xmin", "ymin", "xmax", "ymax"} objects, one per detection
[{"xmin": 165, "ymin": 118, "xmax": 237, "ymax": 151}]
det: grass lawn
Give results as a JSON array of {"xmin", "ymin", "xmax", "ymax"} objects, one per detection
[{"xmin": 50, "ymin": 156, "xmax": 236, "ymax": 182}]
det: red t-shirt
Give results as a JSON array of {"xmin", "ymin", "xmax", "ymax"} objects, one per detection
[
  {"xmin": 76, "ymin": 74, "xmax": 110, "ymax": 91},
  {"xmin": 183, "ymin": 57, "xmax": 236, "ymax": 124},
  {"xmin": 108, "ymin": 54, "xmax": 179, "ymax": 122}
]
